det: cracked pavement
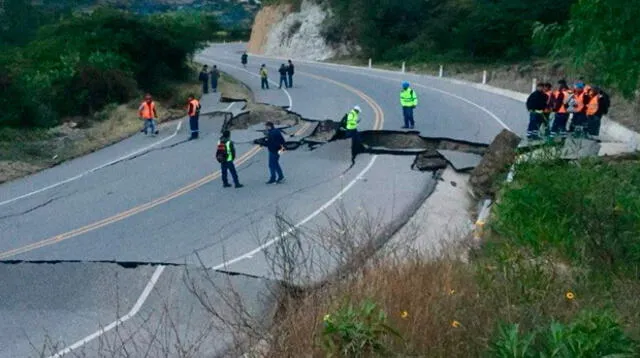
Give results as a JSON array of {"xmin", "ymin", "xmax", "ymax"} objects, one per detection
[{"xmin": 0, "ymin": 43, "xmax": 525, "ymax": 357}]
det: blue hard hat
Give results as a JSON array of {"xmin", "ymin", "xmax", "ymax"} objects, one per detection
[
  {"xmin": 575, "ymin": 82, "xmax": 585, "ymax": 89},
  {"xmin": 402, "ymin": 81, "xmax": 410, "ymax": 89}
]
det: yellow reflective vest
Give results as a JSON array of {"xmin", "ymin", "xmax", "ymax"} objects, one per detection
[
  {"xmin": 346, "ymin": 110, "xmax": 359, "ymax": 130},
  {"xmin": 400, "ymin": 88, "xmax": 418, "ymax": 107}
]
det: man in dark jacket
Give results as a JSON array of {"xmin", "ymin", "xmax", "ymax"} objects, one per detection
[
  {"xmin": 287, "ymin": 60, "xmax": 295, "ymax": 88},
  {"xmin": 210, "ymin": 65, "xmax": 220, "ymax": 93},
  {"xmin": 278, "ymin": 64, "xmax": 289, "ymax": 89},
  {"xmin": 526, "ymin": 83, "xmax": 549, "ymax": 139},
  {"xmin": 219, "ymin": 130, "xmax": 243, "ymax": 188},
  {"xmin": 198, "ymin": 65, "xmax": 209, "ymax": 94},
  {"xmin": 265, "ymin": 122, "xmax": 285, "ymax": 184},
  {"xmin": 241, "ymin": 52, "xmax": 248, "ymax": 68}
]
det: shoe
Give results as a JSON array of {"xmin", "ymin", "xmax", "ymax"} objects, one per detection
[
  {"xmin": 223, "ymin": 183, "xmax": 232, "ymax": 188},
  {"xmin": 154, "ymin": 130, "xmax": 159, "ymax": 135},
  {"xmin": 276, "ymin": 178, "xmax": 285, "ymax": 184},
  {"xmin": 401, "ymin": 126, "xmax": 408, "ymax": 129},
  {"xmin": 409, "ymin": 126, "xmax": 414, "ymax": 129},
  {"xmin": 266, "ymin": 180, "xmax": 276, "ymax": 184},
  {"xmin": 235, "ymin": 184, "xmax": 244, "ymax": 188}
]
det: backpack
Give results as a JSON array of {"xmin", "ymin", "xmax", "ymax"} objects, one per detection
[{"xmin": 215, "ymin": 141, "xmax": 227, "ymax": 163}]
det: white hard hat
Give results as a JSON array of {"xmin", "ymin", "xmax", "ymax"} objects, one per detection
[{"xmin": 353, "ymin": 105, "xmax": 362, "ymax": 112}]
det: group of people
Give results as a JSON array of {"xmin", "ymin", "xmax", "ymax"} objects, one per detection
[
  {"xmin": 199, "ymin": 64, "xmax": 221, "ymax": 94},
  {"xmin": 259, "ymin": 60, "xmax": 295, "ymax": 89},
  {"xmin": 138, "ymin": 92, "xmax": 287, "ymax": 189},
  {"xmin": 526, "ymin": 79, "xmax": 610, "ymax": 140}
]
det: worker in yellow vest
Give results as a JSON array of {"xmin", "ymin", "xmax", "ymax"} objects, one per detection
[
  {"xmin": 400, "ymin": 81, "xmax": 418, "ymax": 129},
  {"xmin": 187, "ymin": 95, "xmax": 201, "ymax": 140}
]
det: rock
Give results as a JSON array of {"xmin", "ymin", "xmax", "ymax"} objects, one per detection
[
  {"xmin": 412, "ymin": 151, "xmax": 448, "ymax": 171},
  {"xmin": 469, "ymin": 129, "xmax": 521, "ymax": 198}
]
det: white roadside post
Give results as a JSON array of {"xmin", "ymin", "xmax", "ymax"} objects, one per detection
[
  {"xmin": 532, "ymin": 78, "xmax": 537, "ymax": 92},
  {"xmin": 368, "ymin": 58, "xmax": 372, "ymax": 69},
  {"xmin": 482, "ymin": 70, "xmax": 487, "ymax": 85},
  {"xmin": 401, "ymin": 62, "xmax": 406, "ymax": 73},
  {"xmin": 439, "ymin": 65, "xmax": 443, "ymax": 78}
]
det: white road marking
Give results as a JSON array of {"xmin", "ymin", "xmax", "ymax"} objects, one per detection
[
  {"xmin": 47, "ymin": 265, "xmax": 166, "ymax": 358},
  {"xmin": 196, "ymin": 55, "xmax": 294, "ymax": 111},
  {"xmin": 0, "ymin": 119, "xmax": 185, "ymax": 207}
]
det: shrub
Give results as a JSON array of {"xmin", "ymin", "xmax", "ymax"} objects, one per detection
[{"xmin": 321, "ymin": 299, "xmax": 401, "ymax": 357}]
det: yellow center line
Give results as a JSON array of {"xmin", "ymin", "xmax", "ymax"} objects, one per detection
[{"xmin": 0, "ymin": 71, "xmax": 384, "ymax": 260}]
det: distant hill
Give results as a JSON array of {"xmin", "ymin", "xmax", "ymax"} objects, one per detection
[{"xmin": 31, "ymin": 0, "xmax": 261, "ymax": 27}]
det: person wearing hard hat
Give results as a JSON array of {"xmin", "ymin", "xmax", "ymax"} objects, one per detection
[
  {"xmin": 341, "ymin": 105, "xmax": 362, "ymax": 158},
  {"xmin": 400, "ymin": 81, "xmax": 418, "ymax": 129}
]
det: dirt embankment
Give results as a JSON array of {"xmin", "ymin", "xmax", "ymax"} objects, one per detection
[{"xmin": 247, "ymin": 3, "xmax": 293, "ymax": 54}]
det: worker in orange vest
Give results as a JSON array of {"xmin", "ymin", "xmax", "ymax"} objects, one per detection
[
  {"xmin": 550, "ymin": 80, "xmax": 570, "ymax": 137},
  {"xmin": 138, "ymin": 93, "xmax": 159, "ymax": 136},
  {"xmin": 568, "ymin": 82, "xmax": 589, "ymax": 134},
  {"xmin": 586, "ymin": 86, "xmax": 603, "ymax": 137},
  {"xmin": 187, "ymin": 95, "xmax": 201, "ymax": 140}
]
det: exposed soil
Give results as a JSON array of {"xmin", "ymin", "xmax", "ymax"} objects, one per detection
[
  {"xmin": 469, "ymin": 129, "xmax": 522, "ymax": 198},
  {"xmin": 225, "ymin": 103, "xmax": 300, "ymax": 130},
  {"xmin": 359, "ymin": 131, "xmax": 431, "ymax": 150}
]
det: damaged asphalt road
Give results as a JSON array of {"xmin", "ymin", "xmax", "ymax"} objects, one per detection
[{"xmin": 0, "ymin": 43, "xmax": 524, "ymax": 357}]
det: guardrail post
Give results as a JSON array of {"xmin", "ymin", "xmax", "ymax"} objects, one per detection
[
  {"xmin": 368, "ymin": 58, "xmax": 372, "ymax": 69},
  {"xmin": 401, "ymin": 62, "xmax": 405, "ymax": 73},
  {"xmin": 482, "ymin": 70, "xmax": 487, "ymax": 84},
  {"xmin": 439, "ymin": 65, "xmax": 443, "ymax": 77},
  {"xmin": 532, "ymin": 78, "xmax": 537, "ymax": 92}
]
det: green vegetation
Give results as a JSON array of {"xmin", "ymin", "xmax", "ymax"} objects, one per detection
[
  {"xmin": 268, "ymin": 155, "xmax": 640, "ymax": 357},
  {"xmin": 0, "ymin": 3, "xmax": 221, "ymax": 128}
]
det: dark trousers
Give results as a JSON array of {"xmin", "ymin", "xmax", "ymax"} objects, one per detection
[
  {"xmin": 288, "ymin": 73, "xmax": 293, "ymax": 87},
  {"xmin": 221, "ymin": 161, "xmax": 240, "ymax": 186},
  {"xmin": 587, "ymin": 115, "xmax": 602, "ymax": 136},
  {"xmin": 201, "ymin": 81, "xmax": 208, "ymax": 94},
  {"xmin": 211, "ymin": 79, "xmax": 218, "ymax": 93},
  {"xmin": 268, "ymin": 151, "xmax": 284, "ymax": 181},
  {"xmin": 402, "ymin": 106, "xmax": 415, "ymax": 128},
  {"xmin": 551, "ymin": 113, "xmax": 569, "ymax": 136},
  {"xmin": 279, "ymin": 75, "xmax": 288, "ymax": 89},
  {"xmin": 345, "ymin": 129, "xmax": 361, "ymax": 155},
  {"xmin": 570, "ymin": 112, "xmax": 587, "ymax": 132},
  {"xmin": 261, "ymin": 78, "xmax": 269, "ymax": 89},
  {"xmin": 189, "ymin": 115, "xmax": 199, "ymax": 139},
  {"xmin": 527, "ymin": 112, "xmax": 544, "ymax": 137}
]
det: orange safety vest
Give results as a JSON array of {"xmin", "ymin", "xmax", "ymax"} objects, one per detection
[
  {"xmin": 586, "ymin": 95, "xmax": 599, "ymax": 116},
  {"xmin": 187, "ymin": 99, "xmax": 200, "ymax": 116},
  {"xmin": 573, "ymin": 92, "xmax": 585, "ymax": 113},
  {"xmin": 139, "ymin": 101, "xmax": 156, "ymax": 119},
  {"xmin": 554, "ymin": 89, "xmax": 568, "ymax": 114}
]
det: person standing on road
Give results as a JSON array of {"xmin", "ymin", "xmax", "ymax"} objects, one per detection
[
  {"xmin": 260, "ymin": 64, "xmax": 269, "ymax": 90},
  {"xmin": 586, "ymin": 86, "xmax": 604, "ymax": 137},
  {"xmin": 278, "ymin": 64, "xmax": 289, "ymax": 89},
  {"xmin": 568, "ymin": 82, "xmax": 588, "ymax": 134},
  {"xmin": 187, "ymin": 94, "xmax": 201, "ymax": 140},
  {"xmin": 526, "ymin": 83, "xmax": 548, "ymax": 140},
  {"xmin": 287, "ymin": 60, "xmax": 295, "ymax": 88},
  {"xmin": 343, "ymin": 105, "xmax": 362, "ymax": 156},
  {"xmin": 199, "ymin": 65, "xmax": 209, "ymax": 94},
  {"xmin": 210, "ymin": 65, "xmax": 220, "ymax": 93},
  {"xmin": 265, "ymin": 121, "xmax": 285, "ymax": 184},
  {"xmin": 216, "ymin": 130, "xmax": 243, "ymax": 188},
  {"xmin": 550, "ymin": 80, "xmax": 570, "ymax": 138},
  {"xmin": 139, "ymin": 93, "xmax": 159, "ymax": 136},
  {"xmin": 241, "ymin": 52, "xmax": 248, "ymax": 68},
  {"xmin": 400, "ymin": 81, "xmax": 418, "ymax": 129}
]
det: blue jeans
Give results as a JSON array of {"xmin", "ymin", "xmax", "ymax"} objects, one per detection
[
  {"xmin": 221, "ymin": 161, "xmax": 240, "ymax": 186},
  {"xmin": 211, "ymin": 79, "xmax": 218, "ymax": 92},
  {"xmin": 202, "ymin": 81, "xmax": 208, "ymax": 94},
  {"xmin": 587, "ymin": 115, "xmax": 602, "ymax": 136},
  {"xmin": 570, "ymin": 113, "xmax": 587, "ymax": 132},
  {"xmin": 143, "ymin": 118, "xmax": 156, "ymax": 134},
  {"xmin": 189, "ymin": 115, "xmax": 199, "ymax": 139},
  {"xmin": 268, "ymin": 151, "xmax": 284, "ymax": 182},
  {"xmin": 527, "ymin": 112, "xmax": 543, "ymax": 137},
  {"xmin": 551, "ymin": 113, "xmax": 569, "ymax": 136},
  {"xmin": 279, "ymin": 76, "xmax": 288, "ymax": 89},
  {"xmin": 402, "ymin": 107, "xmax": 414, "ymax": 128},
  {"xmin": 261, "ymin": 78, "xmax": 269, "ymax": 89},
  {"xmin": 288, "ymin": 73, "xmax": 293, "ymax": 87}
]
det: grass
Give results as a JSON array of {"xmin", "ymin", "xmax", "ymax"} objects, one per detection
[{"xmin": 263, "ymin": 155, "xmax": 640, "ymax": 357}]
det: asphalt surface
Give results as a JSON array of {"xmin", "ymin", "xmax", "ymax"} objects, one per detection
[{"xmin": 0, "ymin": 43, "xmax": 524, "ymax": 357}]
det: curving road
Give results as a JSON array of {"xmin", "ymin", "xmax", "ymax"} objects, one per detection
[{"xmin": 0, "ymin": 43, "xmax": 524, "ymax": 357}]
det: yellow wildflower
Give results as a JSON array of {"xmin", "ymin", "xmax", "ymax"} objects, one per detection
[
  {"xmin": 451, "ymin": 320, "xmax": 461, "ymax": 328},
  {"xmin": 323, "ymin": 314, "xmax": 332, "ymax": 322},
  {"xmin": 565, "ymin": 291, "xmax": 575, "ymax": 300},
  {"xmin": 449, "ymin": 289, "xmax": 456, "ymax": 295},
  {"xmin": 400, "ymin": 311, "xmax": 409, "ymax": 319}
]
